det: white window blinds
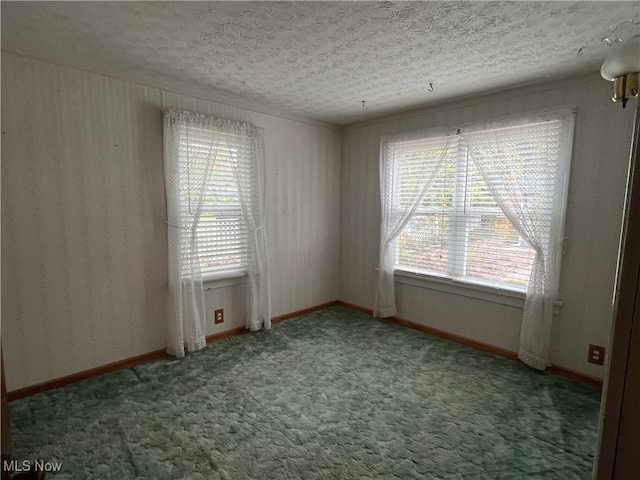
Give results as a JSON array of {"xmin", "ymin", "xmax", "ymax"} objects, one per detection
[
  {"xmin": 178, "ymin": 126, "xmax": 252, "ymax": 279},
  {"xmin": 390, "ymin": 113, "xmax": 572, "ymax": 292},
  {"xmin": 177, "ymin": 125, "xmax": 248, "ymax": 279}
]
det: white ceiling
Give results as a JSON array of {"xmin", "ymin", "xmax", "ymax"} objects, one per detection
[{"xmin": 2, "ymin": 1, "xmax": 639, "ymax": 125}]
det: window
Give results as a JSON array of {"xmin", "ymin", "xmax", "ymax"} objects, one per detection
[
  {"xmin": 165, "ymin": 110, "xmax": 270, "ymax": 354},
  {"xmin": 174, "ymin": 123, "xmax": 250, "ymax": 280},
  {"xmin": 388, "ymin": 115, "xmax": 571, "ymax": 292},
  {"xmin": 377, "ymin": 110, "xmax": 574, "ymax": 366}
]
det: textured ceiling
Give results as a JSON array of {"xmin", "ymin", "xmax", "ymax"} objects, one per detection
[{"xmin": 2, "ymin": 1, "xmax": 639, "ymax": 125}]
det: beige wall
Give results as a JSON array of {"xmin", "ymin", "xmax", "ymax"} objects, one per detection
[
  {"xmin": 1, "ymin": 53, "xmax": 341, "ymax": 391},
  {"xmin": 339, "ymin": 77, "xmax": 635, "ymax": 377}
]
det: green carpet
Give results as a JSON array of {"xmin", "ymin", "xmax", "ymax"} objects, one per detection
[{"xmin": 9, "ymin": 306, "xmax": 601, "ymax": 479}]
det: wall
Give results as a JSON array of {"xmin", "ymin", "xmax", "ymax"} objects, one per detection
[
  {"xmin": 3, "ymin": 51, "xmax": 633, "ymax": 391},
  {"xmin": 1, "ymin": 53, "xmax": 341, "ymax": 391},
  {"xmin": 340, "ymin": 77, "xmax": 635, "ymax": 377}
]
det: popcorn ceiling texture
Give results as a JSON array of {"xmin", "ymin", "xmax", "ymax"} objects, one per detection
[
  {"xmin": 10, "ymin": 307, "xmax": 601, "ymax": 479},
  {"xmin": 1, "ymin": 1, "xmax": 638, "ymax": 125}
]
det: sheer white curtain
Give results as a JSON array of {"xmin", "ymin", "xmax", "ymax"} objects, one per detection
[
  {"xmin": 164, "ymin": 111, "xmax": 215, "ymax": 356},
  {"xmin": 462, "ymin": 110, "xmax": 575, "ymax": 370},
  {"xmin": 164, "ymin": 110, "xmax": 271, "ymax": 357},
  {"xmin": 375, "ymin": 129, "xmax": 457, "ymax": 318},
  {"xmin": 232, "ymin": 127, "xmax": 271, "ymax": 331}
]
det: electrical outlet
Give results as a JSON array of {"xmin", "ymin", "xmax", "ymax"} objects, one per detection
[
  {"xmin": 588, "ymin": 344, "xmax": 605, "ymax": 365},
  {"xmin": 214, "ymin": 309, "xmax": 224, "ymax": 324}
]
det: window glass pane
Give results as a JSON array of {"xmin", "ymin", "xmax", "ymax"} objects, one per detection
[
  {"xmin": 465, "ymin": 123, "xmax": 561, "ymax": 211},
  {"xmin": 192, "ymin": 212, "xmax": 247, "ymax": 275},
  {"xmin": 397, "ymin": 213, "xmax": 449, "ymax": 274},
  {"xmin": 465, "ymin": 214, "xmax": 535, "ymax": 287},
  {"xmin": 419, "ymin": 151, "xmax": 456, "ymax": 209},
  {"xmin": 207, "ymin": 161, "xmax": 239, "ymax": 205},
  {"xmin": 177, "ymin": 129, "xmax": 248, "ymax": 276},
  {"xmin": 397, "ymin": 148, "xmax": 456, "ymax": 209},
  {"xmin": 467, "ymin": 159, "xmax": 499, "ymax": 209}
]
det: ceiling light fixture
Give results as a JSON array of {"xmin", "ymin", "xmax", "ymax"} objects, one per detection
[{"xmin": 601, "ymin": 20, "xmax": 640, "ymax": 108}]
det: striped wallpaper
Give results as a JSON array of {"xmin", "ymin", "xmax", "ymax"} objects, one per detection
[
  {"xmin": 1, "ymin": 53, "xmax": 341, "ymax": 391},
  {"xmin": 2, "ymin": 52, "xmax": 635, "ymax": 389},
  {"xmin": 340, "ymin": 77, "xmax": 636, "ymax": 377}
]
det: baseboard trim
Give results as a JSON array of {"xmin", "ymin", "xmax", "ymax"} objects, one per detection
[
  {"xmin": 271, "ymin": 300, "xmax": 340, "ymax": 324},
  {"xmin": 337, "ymin": 301, "xmax": 604, "ymax": 388},
  {"xmin": 7, "ymin": 300, "xmax": 339, "ymax": 402},
  {"xmin": 6, "ymin": 348, "xmax": 168, "ymax": 402},
  {"xmin": 205, "ymin": 326, "xmax": 248, "ymax": 344},
  {"xmin": 546, "ymin": 365, "xmax": 603, "ymax": 388}
]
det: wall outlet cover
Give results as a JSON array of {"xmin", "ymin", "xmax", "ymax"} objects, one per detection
[{"xmin": 588, "ymin": 344, "xmax": 605, "ymax": 365}]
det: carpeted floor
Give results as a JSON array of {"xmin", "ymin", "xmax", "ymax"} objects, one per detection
[{"xmin": 9, "ymin": 306, "xmax": 601, "ymax": 479}]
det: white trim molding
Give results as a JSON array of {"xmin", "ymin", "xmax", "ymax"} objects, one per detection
[
  {"xmin": 203, "ymin": 273, "xmax": 248, "ymax": 291},
  {"xmin": 393, "ymin": 268, "xmax": 563, "ymax": 315}
]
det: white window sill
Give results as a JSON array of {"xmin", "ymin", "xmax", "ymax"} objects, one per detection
[
  {"xmin": 203, "ymin": 270, "xmax": 248, "ymax": 290},
  {"xmin": 393, "ymin": 268, "xmax": 562, "ymax": 314}
]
